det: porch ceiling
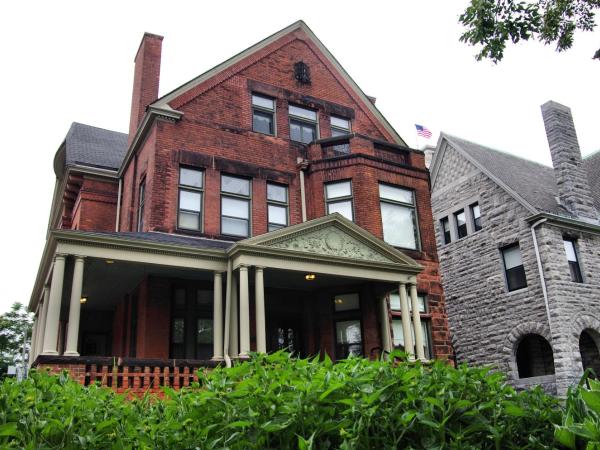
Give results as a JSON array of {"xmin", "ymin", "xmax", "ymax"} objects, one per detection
[{"xmin": 79, "ymin": 257, "xmax": 213, "ymax": 311}]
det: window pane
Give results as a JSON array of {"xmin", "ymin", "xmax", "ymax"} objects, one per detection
[
  {"xmin": 441, "ymin": 217, "xmax": 451, "ymax": 244},
  {"xmin": 252, "ymin": 94, "xmax": 274, "ymax": 110},
  {"xmin": 389, "ymin": 292, "xmax": 425, "ymax": 312},
  {"xmin": 455, "ymin": 210, "xmax": 467, "ymax": 238},
  {"xmin": 179, "ymin": 211, "xmax": 200, "ymax": 230},
  {"xmin": 506, "ymin": 266, "xmax": 527, "ymax": 291},
  {"xmin": 331, "ymin": 116, "xmax": 350, "ymax": 130},
  {"xmin": 472, "ymin": 204, "xmax": 481, "ymax": 219},
  {"xmin": 336, "ymin": 320, "xmax": 362, "ymax": 345},
  {"xmin": 253, "ymin": 111, "xmax": 273, "ymax": 135},
  {"xmin": 268, "ymin": 223, "xmax": 284, "ymax": 232},
  {"xmin": 221, "ymin": 175, "xmax": 250, "ymax": 196},
  {"xmin": 197, "ymin": 319, "xmax": 213, "ymax": 344},
  {"xmin": 334, "ymin": 293, "xmax": 360, "ymax": 312},
  {"xmin": 174, "ymin": 289, "xmax": 186, "ymax": 309},
  {"xmin": 379, "ymin": 184, "xmax": 413, "ymax": 204},
  {"xmin": 222, "ymin": 216, "xmax": 249, "ymax": 237},
  {"xmin": 392, "ymin": 319, "xmax": 430, "ymax": 357},
  {"xmin": 289, "ymin": 105, "xmax": 317, "ymax": 121},
  {"xmin": 172, "ymin": 318, "xmax": 184, "ymax": 344},
  {"xmin": 302, "ymin": 125, "xmax": 315, "ymax": 143},
  {"xmin": 328, "ymin": 200, "xmax": 353, "ymax": 221},
  {"xmin": 290, "ymin": 122, "xmax": 302, "ymax": 142},
  {"xmin": 331, "ymin": 128, "xmax": 348, "ymax": 137},
  {"xmin": 268, "ymin": 204, "xmax": 287, "ymax": 225},
  {"xmin": 179, "ymin": 190, "xmax": 201, "ymax": 212},
  {"xmin": 564, "ymin": 240, "xmax": 577, "ymax": 262},
  {"xmin": 267, "ymin": 183, "xmax": 287, "ymax": 202},
  {"xmin": 325, "ymin": 181, "xmax": 351, "ymax": 199},
  {"xmin": 180, "ymin": 168, "xmax": 203, "ymax": 188},
  {"xmin": 381, "ymin": 202, "xmax": 417, "ymax": 249},
  {"xmin": 222, "ymin": 197, "xmax": 249, "ymax": 219},
  {"xmin": 503, "ymin": 245, "xmax": 523, "ymax": 270}
]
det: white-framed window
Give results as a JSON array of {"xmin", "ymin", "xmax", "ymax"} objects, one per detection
[
  {"xmin": 178, "ymin": 168, "xmax": 204, "ymax": 231},
  {"xmin": 564, "ymin": 238, "xmax": 583, "ymax": 283},
  {"xmin": 325, "ymin": 180, "xmax": 354, "ymax": 221},
  {"xmin": 502, "ymin": 244, "xmax": 527, "ymax": 291},
  {"xmin": 454, "ymin": 209, "xmax": 467, "ymax": 238},
  {"xmin": 267, "ymin": 182, "xmax": 288, "ymax": 231},
  {"xmin": 252, "ymin": 94, "xmax": 275, "ymax": 135},
  {"xmin": 440, "ymin": 217, "xmax": 451, "ymax": 244},
  {"xmin": 289, "ymin": 104, "xmax": 318, "ymax": 144},
  {"xmin": 470, "ymin": 202, "xmax": 482, "ymax": 231},
  {"xmin": 221, "ymin": 175, "xmax": 251, "ymax": 237},
  {"xmin": 389, "ymin": 292, "xmax": 432, "ymax": 359},
  {"xmin": 379, "ymin": 183, "xmax": 419, "ymax": 249}
]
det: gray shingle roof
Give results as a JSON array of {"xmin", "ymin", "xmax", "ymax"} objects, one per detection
[
  {"xmin": 584, "ymin": 150, "xmax": 600, "ymax": 212},
  {"xmin": 443, "ymin": 134, "xmax": 573, "ymax": 216},
  {"xmin": 65, "ymin": 122, "xmax": 128, "ymax": 171},
  {"xmin": 87, "ymin": 231, "xmax": 234, "ymax": 250}
]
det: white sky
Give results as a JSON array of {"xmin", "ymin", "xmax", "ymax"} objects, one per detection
[{"xmin": 1, "ymin": 1, "xmax": 599, "ymax": 314}]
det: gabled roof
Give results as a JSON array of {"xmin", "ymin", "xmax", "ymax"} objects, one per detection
[
  {"xmin": 150, "ymin": 20, "xmax": 406, "ymax": 147},
  {"xmin": 54, "ymin": 122, "xmax": 128, "ymax": 176},
  {"xmin": 431, "ymin": 133, "xmax": 577, "ymax": 216}
]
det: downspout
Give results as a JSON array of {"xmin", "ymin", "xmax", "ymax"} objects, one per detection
[
  {"xmin": 115, "ymin": 178, "xmax": 122, "ymax": 232},
  {"xmin": 297, "ymin": 157, "xmax": 308, "ymax": 222},
  {"xmin": 223, "ymin": 260, "xmax": 233, "ymax": 368},
  {"xmin": 531, "ymin": 218, "xmax": 552, "ymax": 333}
]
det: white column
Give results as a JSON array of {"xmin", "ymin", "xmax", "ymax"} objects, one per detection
[
  {"xmin": 36, "ymin": 287, "xmax": 50, "ymax": 359},
  {"xmin": 65, "ymin": 256, "xmax": 85, "ymax": 356},
  {"xmin": 239, "ymin": 265, "xmax": 250, "ymax": 358},
  {"xmin": 399, "ymin": 282, "xmax": 414, "ymax": 359},
  {"xmin": 28, "ymin": 315, "xmax": 39, "ymax": 366},
  {"xmin": 42, "ymin": 255, "xmax": 66, "ymax": 355},
  {"xmin": 212, "ymin": 271, "xmax": 224, "ymax": 360},
  {"xmin": 410, "ymin": 283, "xmax": 426, "ymax": 361},
  {"xmin": 255, "ymin": 267, "xmax": 266, "ymax": 353},
  {"xmin": 229, "ymin": 272, "xmax": 239, "ymax": 358},
  {"xmin": 379, "ymin": 296, "xmax": 392, "ymax": 354}
]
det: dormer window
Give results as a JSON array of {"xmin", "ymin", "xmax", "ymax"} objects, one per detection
[{"xmin": 289, "ymin": 105, "xmax": 318, "ymax": 144}]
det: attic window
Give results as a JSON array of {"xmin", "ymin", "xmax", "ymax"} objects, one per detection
[{"xmin": 294, "ymin": 61, "xmax": 311, "ymax": 84}]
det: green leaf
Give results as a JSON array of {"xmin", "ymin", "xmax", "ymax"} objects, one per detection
[
  {"xmin": 582, "ymin": 389, "xmax": 600, "ymax": 415},
  {"xmin": 555, "ymin": 425, "xmax": 576, "ymax": 449},
  {"xmin": 0, "ymin": 422, "xmax": 18, "ymax": 437}
]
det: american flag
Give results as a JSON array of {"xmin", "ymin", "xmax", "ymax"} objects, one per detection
[{"xmin": 415, "ymin": 124, "xmax": 432, "ymax": 139}]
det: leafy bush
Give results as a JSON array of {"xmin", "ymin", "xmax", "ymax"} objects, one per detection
[
  {"xmin": 0, "ymin": 352, "xmax": 560, "ymax": 449},
  {"xmin": 555, "ymin": 369, "xmax": 600, "ymax": 449}
]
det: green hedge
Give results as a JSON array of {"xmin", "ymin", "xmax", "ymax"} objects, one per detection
[{"xmin": 0, "ymin": 352, "xmax": 561, "ymax": 449}]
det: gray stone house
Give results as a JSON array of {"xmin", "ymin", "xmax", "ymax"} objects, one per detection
[{"xmin": 429, "ymin": 101, "xmax": 600, "ymax": 395}]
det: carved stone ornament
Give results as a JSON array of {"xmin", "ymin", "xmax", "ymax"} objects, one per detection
[{"xmin": 267, "ymin": 226, "xmax": 391, "ymax": 263}]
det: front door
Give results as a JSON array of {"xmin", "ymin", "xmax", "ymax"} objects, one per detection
[{"xmin": 170, "ymin": 285, "xmax": 213, "ymax": 360}]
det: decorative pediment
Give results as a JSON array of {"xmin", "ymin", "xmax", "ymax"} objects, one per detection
[
  {"xmin": 267, "ymin": 224, "xmax": 392, "ymax": 263},
  {"xmin": 237, "ymin": 213, "xmax": 421, "ymax": 270}
]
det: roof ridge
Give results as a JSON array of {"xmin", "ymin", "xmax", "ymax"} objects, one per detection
[
  {"xmin": 441, "ymin": 132, "xmax": 553, "ymax": 170},
  {"xmin": 71, "ymin": 121, "xmax": 128, "ymax": 137}
]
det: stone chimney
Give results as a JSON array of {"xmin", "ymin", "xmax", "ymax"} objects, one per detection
[
  {"xmin": 128, "ymin": 32, "xmax": 163, "ymax": 143},
  {"xmin": 541, "ymin": 101, "xmax": 598, "ymax": 222}
]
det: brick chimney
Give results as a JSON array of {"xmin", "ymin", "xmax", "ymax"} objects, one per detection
[
  {"xmin": 128, "ymin": 32, "xmax": 163, "ymax": 143},
  {"xmin": 541, "ymin": 101, "xmax": 598, "ymax": 222}
]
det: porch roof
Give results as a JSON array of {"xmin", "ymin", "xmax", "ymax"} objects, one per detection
[{"xmin": 30, "ymin": 214, "xmax": 422, "ymax": 310}]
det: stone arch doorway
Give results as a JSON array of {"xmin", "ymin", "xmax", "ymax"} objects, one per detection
[
  {"xmin": 516, "ymin": 334, "xmax": 556, "ymax": 379},
  {"xmin": 579, "ymin": 329, "xmax": 600, "ymax": 377}
]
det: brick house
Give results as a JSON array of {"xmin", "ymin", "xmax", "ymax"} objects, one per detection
[
  {"xmin": 430, "ymin": 101, "xmax": 600, "ymax": 395},
  {"xmin": 28, "ymin": 21, "xmax": 450, "ymax": 390}
]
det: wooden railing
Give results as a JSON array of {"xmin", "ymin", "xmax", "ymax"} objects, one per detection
[{"xmin": 33, "ymin": 355, "xmax": 220, "ymax": 393}]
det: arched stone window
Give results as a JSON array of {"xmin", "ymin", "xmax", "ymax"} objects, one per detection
[
  {"xmin": 579, "ymin": 329, "xmax": 600, "ymax": 377},
  {"xmin": 516, "ymin": 334, "xmax": 555, "ymax": 378}
]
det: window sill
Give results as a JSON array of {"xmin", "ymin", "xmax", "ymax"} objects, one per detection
[
  {"xmin": 439, "ymin": 228, "xmax": 484, "ymax": 248},
  {"xmin": 505, "ymin": 286, "xmax": 528, "ymax": 296}
]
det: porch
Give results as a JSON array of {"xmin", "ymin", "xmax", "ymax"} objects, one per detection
[{"xmin": 29, "ymin": 215, "xmax": 426, "ymax": 389}]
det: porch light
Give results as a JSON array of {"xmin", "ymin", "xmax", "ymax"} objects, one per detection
[
  {"xmin": 80, "ymin": 297, "xmax": 87, "ymax": 304},
  {"xmin": 305, "ymin": 273, "xmax": 316, "ymax": 281},
  {"xmin": 335, "ymin": 298, "xmax": 344, "ymax": 305},
  {"xmin": 105, "ymin": 260, "xmax": 114, "ymax": 264}
]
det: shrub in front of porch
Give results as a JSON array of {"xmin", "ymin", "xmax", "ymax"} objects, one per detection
[{"xmin": 0, "ymin": 352, "xmax": 560, "ymax": 449}]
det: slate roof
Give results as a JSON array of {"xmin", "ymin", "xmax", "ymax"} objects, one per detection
[
  {"xmin": 84, "ymin": 231, "xmax": 234, "ymax": 250},
  {"xmin": 65, "ymin": 122, "xmax": 128, "ymax": 171},
  {"xmin": 442, "ymin": 134, "xmax": 599, "ymax": 217}
]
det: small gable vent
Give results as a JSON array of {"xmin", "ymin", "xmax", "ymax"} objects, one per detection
[{"xmin": 294, "ymin": 61, "xmax": 311, "ymax": 84}]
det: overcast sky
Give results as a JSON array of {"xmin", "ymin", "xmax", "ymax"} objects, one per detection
[{"xmin": 1, "ymin": 1, "xmax": 599, "ymax": 314}]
